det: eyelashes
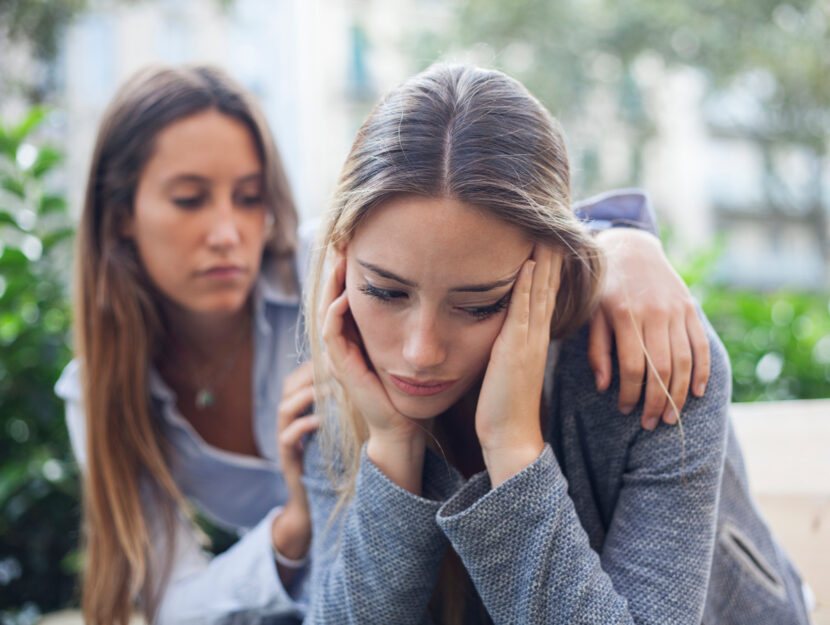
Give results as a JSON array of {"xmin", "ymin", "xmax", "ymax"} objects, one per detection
[
  {"xmin": 358, "ymin": 283, "xmax": 511, "ymax": 321},
  {"xmin": 358, "ymin": 283, "xmax": 407, "ymax": 301},
  {"xmin": 464, "ymin": 291, "xmax": 511, "ymax": 320}
]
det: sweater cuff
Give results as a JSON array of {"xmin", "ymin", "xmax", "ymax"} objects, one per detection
[
  {"xmin": 356, "ymin": 445, "xmax": 451, "ymax": 551},
  {"xmin": 436, "ymin": 445, "xmax": 566, "ymax": 543}
]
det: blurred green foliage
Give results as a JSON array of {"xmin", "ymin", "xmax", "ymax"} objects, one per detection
[
  {"xmin": 678, "ymin": 242, "xmax": 830, "ymax": 402},
  {"xmin": 0, "ymin": 109, "xmax": 79, "ymax": 620},
  {"xmin": 700, "ymin": 288, "xmax": 830, "ymax": 402}
]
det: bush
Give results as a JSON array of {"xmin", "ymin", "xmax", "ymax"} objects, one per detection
[
  {"xmin": 677, "ymin": 240, "xmax": 830, "ymax": 403},
  {"xmin": 0, "ymin": 108, "xmax": 79, "ymax": 621}
]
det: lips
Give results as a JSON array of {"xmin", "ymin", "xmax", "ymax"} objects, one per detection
[
  {"xmin": 200, "ymin": 265, "xmax": 245, "ymax": 279},
  {"xmin": 389, "ymin": 374, "xmax": 458, "ymax": 397}
]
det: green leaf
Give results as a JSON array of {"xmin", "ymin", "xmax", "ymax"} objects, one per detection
[
  {"xmin": 38, "ymin": 194, "xmax": 67, "ymax": 215},
  {"xmin": 0, "ymin": 462, "xmax": 29, "ymax": 505},
  {"xmin": 10, "ymin": 106, "xmax": 47, "ymax": 144},
  {"xmin": 0, "ymin": 210, "xmax": 19, "ymax": 228},
  {"xmin": 0, "ymin": 130, "xmax": 16, "ymax": 159},
  {"xmin": 1, "ymin": 176, "xmax": 26, "ymax": 199},
  {"xmin": 0, "ymin": 247, "xmax": 28, "ymax": 269},
  {"xmin": 40, "ymin": 227, "xmax": 74, "ymax": 251},
  {"xmin": 30, "ymin": 146, "xmax": 63, "ymax": 178}
]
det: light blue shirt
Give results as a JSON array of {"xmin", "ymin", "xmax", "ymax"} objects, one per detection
[{"xmin": 55, "ymin": 225, "xmax": 317, "ymax": 623}]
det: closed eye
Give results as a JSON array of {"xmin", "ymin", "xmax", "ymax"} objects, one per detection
[
  {"xmin": 458, "ymin": 291, "xmax": 511, "ymax": 321},
  {"xmin": 359, "ymin": 283, "xmax": 407, "ymax": 302},
  {"xmin": 172, "ymin": 195, "xmax": 206, "ymax": 209},
  {"xmin": 235, "ymin": 191, "xmax": 265, "ymax": 208}
]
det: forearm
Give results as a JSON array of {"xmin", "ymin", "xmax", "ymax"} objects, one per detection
[
  {"xmin": 438, "ymin": 446, "xmax": 634, "ymax": 625},
  {"xmin": 304, "ymin": 436, "xmax": 456, "ymax": 624}
]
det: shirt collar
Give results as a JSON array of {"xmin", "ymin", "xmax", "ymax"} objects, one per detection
[{"xmin": 253, "ymin": 254, "xmax": 301, "ymax": 337}]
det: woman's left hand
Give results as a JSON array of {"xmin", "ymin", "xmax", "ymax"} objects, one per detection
[
  {"xmin": 476, "ymin": 245, "xmax": 562, "ymax": 487},
  {"xmin": 272, "ymin": 361, "xmax": 319, "ymax": 574}
]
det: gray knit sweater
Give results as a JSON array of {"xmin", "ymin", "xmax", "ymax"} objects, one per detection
[{"xmin": 301, "ymin": 320, "xmax": 810, "ymax": 624}]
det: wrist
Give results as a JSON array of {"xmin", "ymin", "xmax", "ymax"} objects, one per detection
[
  {"xmin": 271, "ymin": 504, "xmax": 311, "ymax": 561},
  {"xmin": 482, "ymin": 439, "xmax": 544, "ymax": 488},
  {"xmin": 366, "ymin": 429, "xmax": 427, "ymax": 494}
]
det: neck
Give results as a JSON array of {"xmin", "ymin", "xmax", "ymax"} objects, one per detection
[
  {"xmin": 162, "ymin": 299, "xmax": 252, "ymax": 361},
  {"xmin": 437, "ymin": 381, "xmax": 485, "ymax": 478}
]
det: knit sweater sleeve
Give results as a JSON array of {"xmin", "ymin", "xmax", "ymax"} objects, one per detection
[
  {"xmin": 302, "ymin": 434, "xmax": 460, "ymax": 624},
  {"xmin": 436, "ymin": 320, "xmax": 732, "ymax": 625}
]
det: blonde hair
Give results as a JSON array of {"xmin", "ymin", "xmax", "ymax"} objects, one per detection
[
  {"xmin": 74, "ymin": 65, "xmax": 297, "ymax": 624},
  {"xmin": 306, "ymin": 64, "xmax": 604, "ymax": 623}
]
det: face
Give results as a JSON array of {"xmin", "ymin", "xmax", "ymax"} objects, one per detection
[
  {"xmin": 126, "ymin": 110, "xmax": 268, "ymax": 319},
  {"xmin": 345, "ymin": 195, "xmax": 533, "ymax": 420}
]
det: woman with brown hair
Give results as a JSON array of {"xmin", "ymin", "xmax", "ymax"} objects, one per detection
[
  {"xmin": 55, "ymin": 65, "xmax": 317, "ymax": 624},
  {"xmin": 56, "ymin": 63, "xmax": 713, "ymax": 624}
]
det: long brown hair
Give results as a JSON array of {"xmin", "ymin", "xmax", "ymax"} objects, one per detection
[
  {"xmin": 74, "ymin": 65, "xmax": 297, "ymax": 624},
  {"xmin": 307, "ymin": 64, "xmax": 604, "ymax": 623}
]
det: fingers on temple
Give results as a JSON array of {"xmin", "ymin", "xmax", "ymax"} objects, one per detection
[
  {"xmin": 319, "ymin": 255, "xmax": 347, "ymax": 322},
  {"xmin": 505, "ymin": 259, "xmax": 535, "ymax": 338},
  {"xmin": 322, "ymin": 291, "xmax": 351, "ymax": 360},
  {"xmin": 528, "ymin": 246, "xmax": 561, "ymax": 339},
  {"xmin": 686, "ymin": 307, "xmax": 711, "ymax": 397},
  {"xmin": 664, "ymin": 318, "xmax": 692, "ymax": 425},
  {"xmin": 529, "ymin": 247, "xmax": 552, "ymax": 336},
  {"xmin": 547, "ymin": 253, "xmax": 563, "ymax": 320},
  {"xmin": 641, "ymin": 322, "xmax": 672, "ymax": 429}
]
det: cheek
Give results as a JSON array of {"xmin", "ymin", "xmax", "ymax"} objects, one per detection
[
  {"xmin": 240, "ymin": 211, "xmax": 268, "ymax": 248},
  {"xmin": 459, "ymin": 315, "xmax": 506, "ymax": 373},
  {"xmin": 131, "ymin": 209, "xmax": 189, "ymax": 285}
]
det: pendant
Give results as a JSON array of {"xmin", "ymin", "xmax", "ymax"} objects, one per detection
[{"xmin": 195, "ymin": 388, "xmax": 215, "ymax": 410}]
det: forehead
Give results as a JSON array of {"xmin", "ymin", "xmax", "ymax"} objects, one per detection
[
  {"xmin": 349, "ymin": 195, "xmax": 532, "ymax": 285},
  {"xmin": 143, "ymin": 110, "xmax": 261, "ymax": 179}
]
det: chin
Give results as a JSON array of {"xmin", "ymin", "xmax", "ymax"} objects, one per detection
[
  {"xmin": 192, "ymin": 293, "xmax": 251, "ymax": 316},
  {"xmin": 385, "ymin": 385, "xmax": 465, "ymax": 421}
]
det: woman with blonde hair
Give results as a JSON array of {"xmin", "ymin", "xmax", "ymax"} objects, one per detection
[{"xmin": 303, "ymin": 64, "xmax": 812, "ymax": 624}]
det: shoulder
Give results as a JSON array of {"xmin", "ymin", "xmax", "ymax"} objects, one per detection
[
  {"xmin": 54, "ymin": 358, "xmax": 82, "ymax": 402},
  {"xmin": 55, "ymin": 358, "xmax": 88, "ymax": 467},
  {"xmin": 556, "ymin": 309, "xmax": 731, "ymax": 454}
]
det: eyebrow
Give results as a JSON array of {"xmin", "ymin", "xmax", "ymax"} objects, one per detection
[
  {"xmin": 357, "ymin": 260, "xmax": 520, "ymax": 293},
  {"xmin": 163, "ymin": 172, "xmax": 263, "ymax": 188}
]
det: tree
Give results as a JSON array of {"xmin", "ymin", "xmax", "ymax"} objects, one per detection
[{"xmin": 0, "ymin": 107, "xmax": 78, "ymax": 619}]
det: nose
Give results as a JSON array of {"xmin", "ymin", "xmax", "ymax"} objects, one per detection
[
  {"xmin": 205, "ymin": 200, "xmax": 241, "ymax": 251},
  {"xmin": 402, "ymin": 308, "xmax": 447, "ymax": 371}
]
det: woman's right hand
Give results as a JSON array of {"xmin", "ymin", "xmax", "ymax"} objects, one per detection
[{"xmin": 321, "ymin": 254, "xmax": 426, "ymax": 493}]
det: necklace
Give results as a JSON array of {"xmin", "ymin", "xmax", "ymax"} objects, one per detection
[{"xmin": 170, "ymin": 316, "xmax": 252, "ymax": 411}]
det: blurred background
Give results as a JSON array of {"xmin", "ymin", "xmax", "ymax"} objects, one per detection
[{"xmin": 0, "ymin": 0, "xmax": 828, "ymax": 622}]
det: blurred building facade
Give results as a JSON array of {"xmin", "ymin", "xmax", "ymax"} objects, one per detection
[{"xmin": 3, "ymin": 0, "xmax": 828, "ymax": 290}]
